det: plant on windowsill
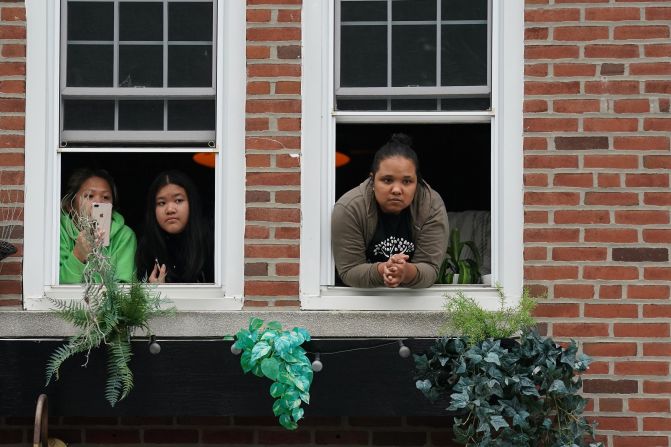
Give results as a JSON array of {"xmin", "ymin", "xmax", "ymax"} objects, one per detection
[
  {"xmin": 414, "ymin": 288, "xmax": 602, "ymax": 446},
  {"xmin": 233, "ymin": 318, "xmax": 313, "ymax": 430},
  {"xmin": 436, "ymin": 227, "xmax": 482, "ymax": 285},
  {"xmin": 45, "ymin": 213, "xmax": 174, "ymax": 407}
]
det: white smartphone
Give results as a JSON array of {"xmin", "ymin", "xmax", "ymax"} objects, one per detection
[{"xmin": 91, "ymin": 202, "xmax": 112, "ymax": 247}]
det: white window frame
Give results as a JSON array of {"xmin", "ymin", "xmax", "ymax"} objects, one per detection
[
  {"xmin": 23, "ymin": 0, "xmax": 246, "ymax": 310},
  {"xmin": 300, "ymin": 0, "xmax": 523, "ymax": 311}
]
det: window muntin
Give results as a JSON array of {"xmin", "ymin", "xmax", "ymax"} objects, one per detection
[
  {"xmin": 60, "ymin": 0, "xmax": 216, "ymax": 145},
  {"xmin": 335, "ymin": 0, "xmax": 491, "ymax": 111}
]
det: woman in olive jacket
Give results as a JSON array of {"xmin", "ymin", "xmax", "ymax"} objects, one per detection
[{"xmin": 331, "ymin": 134, "xmax": 449, "ymax": 288}]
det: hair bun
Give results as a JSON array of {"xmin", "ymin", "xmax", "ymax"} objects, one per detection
[{"xmin": 389, "ymin": 133, "xmax": 413, "ymax": 147}]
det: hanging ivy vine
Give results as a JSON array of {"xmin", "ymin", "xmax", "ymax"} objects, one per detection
[{"xmin": 233, "ymin": 318, "xmax": 313, "ymax": 430}]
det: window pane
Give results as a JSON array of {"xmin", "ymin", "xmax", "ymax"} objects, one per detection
[
  {"xmin": 390, "ymin": 99, "xmax": 438, "ymax": 110},
  {"xmin": 67, "ymin": 1, "xmax": 114, "ymax": 41},
  {"xmin": 441, "ymin": 97, "xmax": 490, "ymax": 111},
  {"xmin": 169, "ymin": 2, "xmax": 214, "ymax": 41},
  {"xmin": 341, "ymin": 1, "xmax": 387, "ymax": 22},
  {"xmin": 120, "ymin": 2, "xmax": 163, "ymax": 41},
  {"xmin": 67, "ymin": 44, "xmax": 113, "ymax": 87},
  {"xmin": 441, "ymin": 24, "xmax": 487, "ymax": 86},
  {"xmin": 442, "ymin": 0, "xmax": 487, "ymax": 20},
  {"xmin": 168, "ymin": 45, "xmax": 213, "ymax": 87},
  {"xmin": 119, "ymin": 45, "xmax": 163, "ymax": 87},
  {"xmin": 340, "ymin": 25, "xmax": 387, "ymax": 87},
  {"xmin": 63, "ymin": 100, "xmax": 115, "ymax": 130},
  {"xmin": 168, "ymin": 100, "xmax": 215, "ymax": 131},
  {"xmin": 392, "ymin": 0, "xmax": 436, "ymax": 21},
  {"xmin": 392, "ymin": 25, "xmax": 436, "ymax": 87},
  {"xmin": 118, "ymin": 100, "xmax": 164, "ymax": 130},
  {"xmin": 336, "ymin": 99, "xmax": 388, "ymax": 111}
]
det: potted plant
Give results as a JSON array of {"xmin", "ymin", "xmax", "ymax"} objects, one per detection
[
  {"xmin": 414, "ymin": 288, "xmax": 602, "ymax": 447},
  {"xmin": 437, "ymin": 228, "xmax": 482, "ymax": 285}
]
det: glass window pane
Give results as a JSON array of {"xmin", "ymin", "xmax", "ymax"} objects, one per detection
[
  {"xmin": 169, "ymin": 2, "xmax": 214, "ymax": 41},
  {"xmin": 392, "ymin": 25, "xmax": 436, "ymax": 87},
  {"xmin": 441, "ymin": 97, "xmax": 490, "ymax": 111},
  {"xmin": 336, "ymin": 99, "xmax": 388, "ymax": 111},
  {"xmin": 168, "ymin": 100, "xmax": 215, "ymax": 131},
  {"xmin": 392, "ymin": 0, "xmax": 436, "ymax": 21},
  {"xmin": 441, "ymin": 24, "xmax": 487, "ymax": 86},
  {"xmin": 168, "ymin": 45, "xmax": 213, "ymax": 87},
  {"xmin": 120, "ymin": 2, "xmax": 163, "ymax": 41},
  {"xmin": 118, "ymin": 100, "xmax": 164, "ymax": 130},
  {"xmin": 390, "ymin": 99, "xmax": 438, "ymax": 110},
  {"xmin": 341, "ymin": 1, "xmax": 387, "ymax": 22},
  {"xmin": 340, "ymin": 25, "xmax": 387, "ymax": 87},
  {"xmin": 119, "ymin": 45, "xmax": 163, "ymax": 87},
  {"xmin": 63, "ymin": 100, "xmax": 115, "ymax": 130},
  {"xmin": 67, "ymin": 44, "xmax": 113, "ymax": 87},
  {"xmin": 67, "ymin": 1, "xmax": 114, "ymax": 41},
  {"xmin": 442, "ymin": 0, "xmax": 487, "ymax": 20}
]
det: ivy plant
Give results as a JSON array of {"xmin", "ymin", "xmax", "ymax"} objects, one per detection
[
  {"xmin": 415, "ymin": 330, "xmax": 603, "ymax": 447},
  {"xmin": 233, "ymin": 318, "xmax": 313, "ymax": 430}
]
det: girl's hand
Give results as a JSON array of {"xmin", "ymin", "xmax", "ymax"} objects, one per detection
[
  {"xmin": 73, "ymin": 231, "xmax": 93, "ymax": 263},
  {"xmin": 383, "ymin": 254, "xmax": 415, "ymax": 287},
  {"xmin": 149, "ymin": 263, "xmax": 167, "ymax": 283}
]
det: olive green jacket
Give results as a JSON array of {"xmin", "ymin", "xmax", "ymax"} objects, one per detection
[{"xmin": 331, "ymin": 179, "xmax": 449, "ymax": 288}]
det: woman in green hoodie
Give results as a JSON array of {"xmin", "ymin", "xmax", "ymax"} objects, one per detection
[{"xmin": 60, "ymin": 168, "xmax": 137, "ymax": 284}]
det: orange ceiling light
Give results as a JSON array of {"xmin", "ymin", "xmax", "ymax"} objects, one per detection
[
  {"xmin": 335, "ymin": 151, "xmax": 350, "ymax": 168},
  {"xmin": 193, "ymin": 152, "xmax": 216, "ymax": 168}
]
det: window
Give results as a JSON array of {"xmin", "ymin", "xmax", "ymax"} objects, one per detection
[
  {"xmin": 301, "ymin": 0, "xmax": 523, "ymax": 310},
  {"xmin": 23, "ymin": 0, "xmax": 245, "ymax": 310}
]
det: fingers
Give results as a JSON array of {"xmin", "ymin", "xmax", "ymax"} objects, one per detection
[{"xmin": 157, "ymin": 264, "xmax": 167, "ymax": 283}]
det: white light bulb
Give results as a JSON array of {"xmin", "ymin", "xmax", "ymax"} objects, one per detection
[
  {"xmin": 398, "ymin": 340, "xmax": 411, "ymax": 358},
  {"xmin": 311, "ymin": 353, "xmax": 323, "ymax": 372},
  {"xmin": 230, "ymin": 344, "xmax": 242, "ymax": 355},
  {"xmin": 149, "ymin": 336, "xmax": 161, "ymax": 355}
]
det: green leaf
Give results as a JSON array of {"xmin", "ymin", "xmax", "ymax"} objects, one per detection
[
  {"xmin": 249, "ymin": 317, "xmax": 264, "ymax": 332},
  {"xmin": 261, "ymin": 357, "xmax": 280, "ymax": 381},
  {"xmin": 279, "ymin": 413, "xmax": 297, "ymax": 430},
  {"xmin": 489, "ymin": 415, "xmax": 509, "ymax": 431},
  {"xmin": 293, "ymin": 327, "xmax": 311, "ymax": 342},
  {"xmin": 548, "ymin": 379, "xmax": 568, "ymax": 394},
  {"xmin": 240, "ymin": 350, "xmax": 254, "ymax": 373},
  {"xmin": 292, "ymin": 407, "xmax": 304, "ymax": 422},
  {"xmin": 270, "ymin": 382, "xmax": 287, "ymax": 398},
  {"xmin": 274, "ymin": 335, "xmax": 291, "ymax": 355},
  {"xmin": 484, "ymin": 352, "xmax": 500, "ymax": 365},
  {"xmin": 266, "ymin": 321, "xmax": 283, "ymax": 331},
  {"xmin": 251, "ymin": 342, "xmax": 272, "ymax": 362},
  {"xmin": 272, "ymin": 398, "xmax": 287, "ymax": 416}
]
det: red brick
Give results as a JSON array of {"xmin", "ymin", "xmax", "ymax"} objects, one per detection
[
  {"xmin": 525, "ymin": 246, "xmax": 547, "ymax": 260},
  {"xmin": 0, "ymin": 116, "xmax": 24, "ymax": 130},
  {"xmin": 553, "ymin": 99, "xmax": 600, "ymax": 113},
  {"xmin": 85, "ymin": 430, "xmax": 140, "ymax": 444},
  {"xmin": 144, "ymin": 430, "xmax": 199, "ymax": 443},
  {"xmin": 372, "ymin": 431, "xmax": 427, "ymax": 446},
  {"xmin": 600, "ymin": 398, "xmax": 623, "ymax": 412},
  {"xmin": 585, "ymin": 7, "xmax": 640, "ymax": 21},
  {"xmin": 643, "ymin": 229, "xmax": 671, "ymax": 243},
  {"xmin": 644, "ymin": 418, "xmax": 671, "ymax": 431},
  {"xmin": 245, "ymin": 262, "xmax": 269, "ymax": 276},
  {"xmin": 524, "ymin": 99, "xmax": 548, "ymax": 113},
  {"xmin": 0, "ymin": 99, "xmax": 23, "ymax": 114},
  {"xmin": 644, "ymin": 155, "xmax": 671, "ymax": 169},
  {"xmin": 629, "ymin": 285, "xmax": 671, "ymax": 299},
  {"xmin": 525, "ymin": 63, "xmax": 548, "ymax": 77},
  {"xmin": 615, "ymin": 136, "xmax": 669, "ymax": 150},
  {"xmin": 613, "ymin": 436, "xmax": 668, "ymax": 447},
  {"xmin": 601, "ymin": 284, "xmax": 623, "ymax": 299},
  {"xmin": 553, "ymin": 323, "xmax": 609, "ymax": 337},
  {"xmin": 0, "ymin": 26, "xmax": 25, "ymax": 39},
  {"xmin": 553, "ymin": 247, "xmax": 607, "ymax": 261},
  {"xmin": 525, "ymin": 45, "xmax": 580, "ymax": 59},
  {"xmin": 643, "ymin": 343, "xmax": 671, "ymax": 356},
  {"xmin": 247, "ymin": 172, "xmax": 300, "ymax": 186},
  {"xmin": 524, "ymin": 192, "xmax": 580, "ymax": 205},
  {"xmin": 554, "ymin": 210, "xmax": 610, "ymax": 224},
  {"xmin": 584, "ymin": 342, "xmax": 637, "ymax": 357},
  {"xmin": 584, "ymin": 304, "xmax": 638, "ymax": 318},
  {"xmin": 245, "ymin": 281, "xmax": 299, "ymax": 296},
  {"xmin": 631, "ymin": 62, "xmax": 671, "ymax": 75},
  {"xmin": 524, "ymin": 155, "xmax": 578, "ymax": 168},
  {"xmin": 275, "ymin": 227, "xmax": 300, "ymax": 239},
  {"xmin": 277, "ymin": 117, "xmax": 301, "ymax": 131},
  {"xmin": 525, "ymin": 81, "xmax": 580, "ymax": 95},
  {"xmin": 276, "ymin": 154, "xmax": 301, "ymax": 168},
  {"xmin": 644, "ymin": 304, "xmax": 671, "ymax": 318},
  {"xmin": 524, "ymin": 228, "xmax": 580, "ymax": 242},
  {"xmin": 525, "ymin": 27, "xmax": 549, "ymax": 41},
  {"xmin": 645, "ymin": 43, "xmax": 671, "ymax": 57},
  {"xmin": 644, "ymin": 118, "xmax": 671, "ymax": 131},
  {"xmin": 1, "ymin": 8, "xmax": 25, "ymax": 22},
  {"xmin": 554, "ymin": 26, "xmax": 609, "ymax": 41},
  {"xmin": 244, "ymin": 300, "xmax": 269, "ymax": 307},
  {"xmin": 615, "ymin": 25, "xmax": 669, "ymax": 40},
  {"xmin": 0, "ymin": 80, "xmax": 25, "ymax": 94},
  {"xmin": 247, "ymin": 45, "xmax": 270, "ymax": 59},
  {"xmin": 202, "ymin": 429, "xmax": 254, "ymax": 444},
  {"xmin": 646, "ymin": 7, "xmax": 671, "ymax": 20},
  {"xmin": 277, "ymin": 10, "xmax": 301, "ymax": 23},
  {"xmin": 598, "ymin": 173, "xmax": 621, "ymax": 188},
  {"xmin": 315, "ymin": 431, "xmax": 369, "ymax": 445},
  {"xmin": 246, "ymin": 154, "xmax": 271, "ymax": 168},
  {"xmin": 0, "ymin": 153, "xmax": 23, "ymax": 166},
  {"xmin": 275, "ymin": 191, "xmax": 300, "ymax": 204},
  {"xmin": 245, "ymin": 225, "xmax": 270, "ymax": 239},
  {"xmin": 585, "ymin": 361, "xmax": 610, "ymax": 374},
  {"xmin": 247, "ymin": 28, "xmax": 301, "ymax": 42},
  {"xmin": 626, "ymin": 174, "xmax": 669, "ymax": 188},
  {"xmin": 553, "ymin": 173, "xmax": 593, "ymax": 187},
  {"xmin": 644, "ymin": 381, "xmax": 671, "ymax": 394},
  {"xmin": 524, "ymin": 118, "xmax": 578, "ymax": 132},
  {"xmin": 584, "ymin": 118, "xmax": 638, "ymax": 132},
  {"xmin": 525, "ymin": 9, "xmax": 581, "ymax": 22},
  {"xmin": 554, "ymin": 284, "xmax": 595, "ymax": 299},
  {"xmin": 601, "ymin": 63, "xmax": 626, "ymax": 75},
  {"xmin": 584, "ymin": 266, "xmax": 639, "ymax": 280},
  {"xmin": 247, "ymin": 100, "xmax": 300, "ymax": 113},
  {"xmin": 585, "ymin": 44, "xmax": 639, "ymax": 58},
  {"xmin": 525, "ymin": 265, "xmax": 579, "ymax": 280},
  {"xmin": 645, "ymin": 267, "xmax": 671, "ymax": 281},
  {"xmin": 246, "ymin": 208, "xmax": 300, "ymax": 222},
  {"xmin": 533, "ymin": 303, "xmax": 580, "ymax": 318},
  {"xmin": 248, "ymin": 64, "xmax": 301, "ymax": 78},
  {"xmin": 646, "ymin": 192, "xmax": 671, "ymax": 206},
  {"xmin": 615, "ymin": 210, "xmax": 669, "ymax": 225},
  {"xmin": 523, "ymin": 136, "xmax": 548, "ymax": 150},
  {"xmin": 614, "ymin": 323, "xmax": 670, "ymax": 338},
  {"xmin": 592, "ymin": 417, "xmax": 637, "ymax": 431},
  {"xmin": 275, "ymin": 81, "xmax": 301, "ymax": 94},
  {"xmin": 584, "ymin": 155, "xmax": 638, "ymax": 169},
  {"xmin": 247, "ymin": 81, "xmax": 271, "ymax": 95},
  {"xmin": 584, "ymin": 379, "xmax": 638, "ymax": 394},
  {"xmin": 246, "ymin": 118, "xmax": 269, "ymax": 131},
  {"xmin": 276, "ymin": 263, "xmax": 299, "ymax": 276},
  {"xmin": 524, "ymin": 210, "xmax": 548, "ymax": 224},
  {"xmin": 0, "ymin": 430, "xmax": 23, "ymax": 443},
  {"xmin": 245, "ymin": 244, "xmax": 300, "ymax": 258},
  {"xmin": 247, "ymin": 9, "xmax": 271, "ymax": 22},
  {"xmin": 646, "ymin": 80, "xmax": 671, "ymax": 94},
  {"xmin": 585, "ymin": 192, "xmax": 639, "ymax": 206},
  {"xmin": 614, "ymin": 99, "xmax": 650, "ymax": 113},
  {"xmin": 523, "ymin": 173, "xmax": 548, "ymax": 186}
]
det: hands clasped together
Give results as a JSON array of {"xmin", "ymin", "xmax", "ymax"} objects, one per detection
[{"xmin": 377, "ymin": 253, "xmax": 416, "ymax": 288}]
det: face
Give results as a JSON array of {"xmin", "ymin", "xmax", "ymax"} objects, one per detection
[
  {"xmin": 372, "ymin": 156, "xmax": 418, "ymax": 214},
  {"xmin": 155, "ymin": 183, "xmax": 190, "ymax": 234},
  {"xmin": 75, "ymin": 176, "xmax": 113, "ymax": 215}
]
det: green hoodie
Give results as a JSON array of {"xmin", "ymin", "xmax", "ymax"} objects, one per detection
[{"xmin": 60, "ymin": 210, "xmax": 137, "ymax": 284}]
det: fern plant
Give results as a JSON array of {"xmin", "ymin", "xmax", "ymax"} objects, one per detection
[
  {"xmin": 233, "ymin": 318, "xmax": 313, "ymax": 430},
  {"xmin": 46, "ymin": 213, "xmax": 173, "ymax": 406}
]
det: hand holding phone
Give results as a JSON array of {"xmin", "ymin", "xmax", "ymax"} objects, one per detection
[{"xmin": 92, "ymin": 202, "xmax": 112, "ymax": 247}]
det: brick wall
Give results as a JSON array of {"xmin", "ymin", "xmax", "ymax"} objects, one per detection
[
  {"xmin": 0, "ymin": 416, "xmax": 459, "ymax": 447},
  {"xmin": 244, "ymin": 0, "xmax": 302, "ymax": 309},
  {"xmin": 0, "ymin": 1, "xmax": 25, "ymax": 308},
  {"xmin": 524, "ymin": 1, "xmax": 671, "ymax": 446}
]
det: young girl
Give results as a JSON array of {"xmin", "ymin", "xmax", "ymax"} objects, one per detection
[
  {"xmin": 60, "ymin": 168, "xmax": 137, "ymax": 284},
  {"xmin": 136, "ymin": 170, "xmax": 213, "ymax": 283}
]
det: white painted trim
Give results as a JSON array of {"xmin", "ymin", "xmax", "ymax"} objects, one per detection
[
  {"xmin": 300, "ymin": 0, "xmax": 524, "ymax": 310},
  {"xmin": 22, "ymin": 0, "xmax": 245, "ymax": 310}
]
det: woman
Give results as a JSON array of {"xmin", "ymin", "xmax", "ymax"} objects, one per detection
[
  {"xmin": 136, "ymin": 170, "xmax": 213, "ymax": 283},
  {"xmin": 331, "ymin": 134, "xmax": 449, "ymax": 288},
  {"xmin": 60, "ymin": 168, "xmax": 137, "ymax": 284}
]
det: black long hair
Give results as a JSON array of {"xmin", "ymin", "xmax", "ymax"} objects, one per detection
[
  {"xmin": 136, "ymin": 170, "xmax": 212, "ymax": 283},
  {"xmin": 61, "ymin": 168, "xmax": 119, "ymax": 214},
  {"xmin": 370, "ymin": 133, "xmax": 422, "ymax": 182}
]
